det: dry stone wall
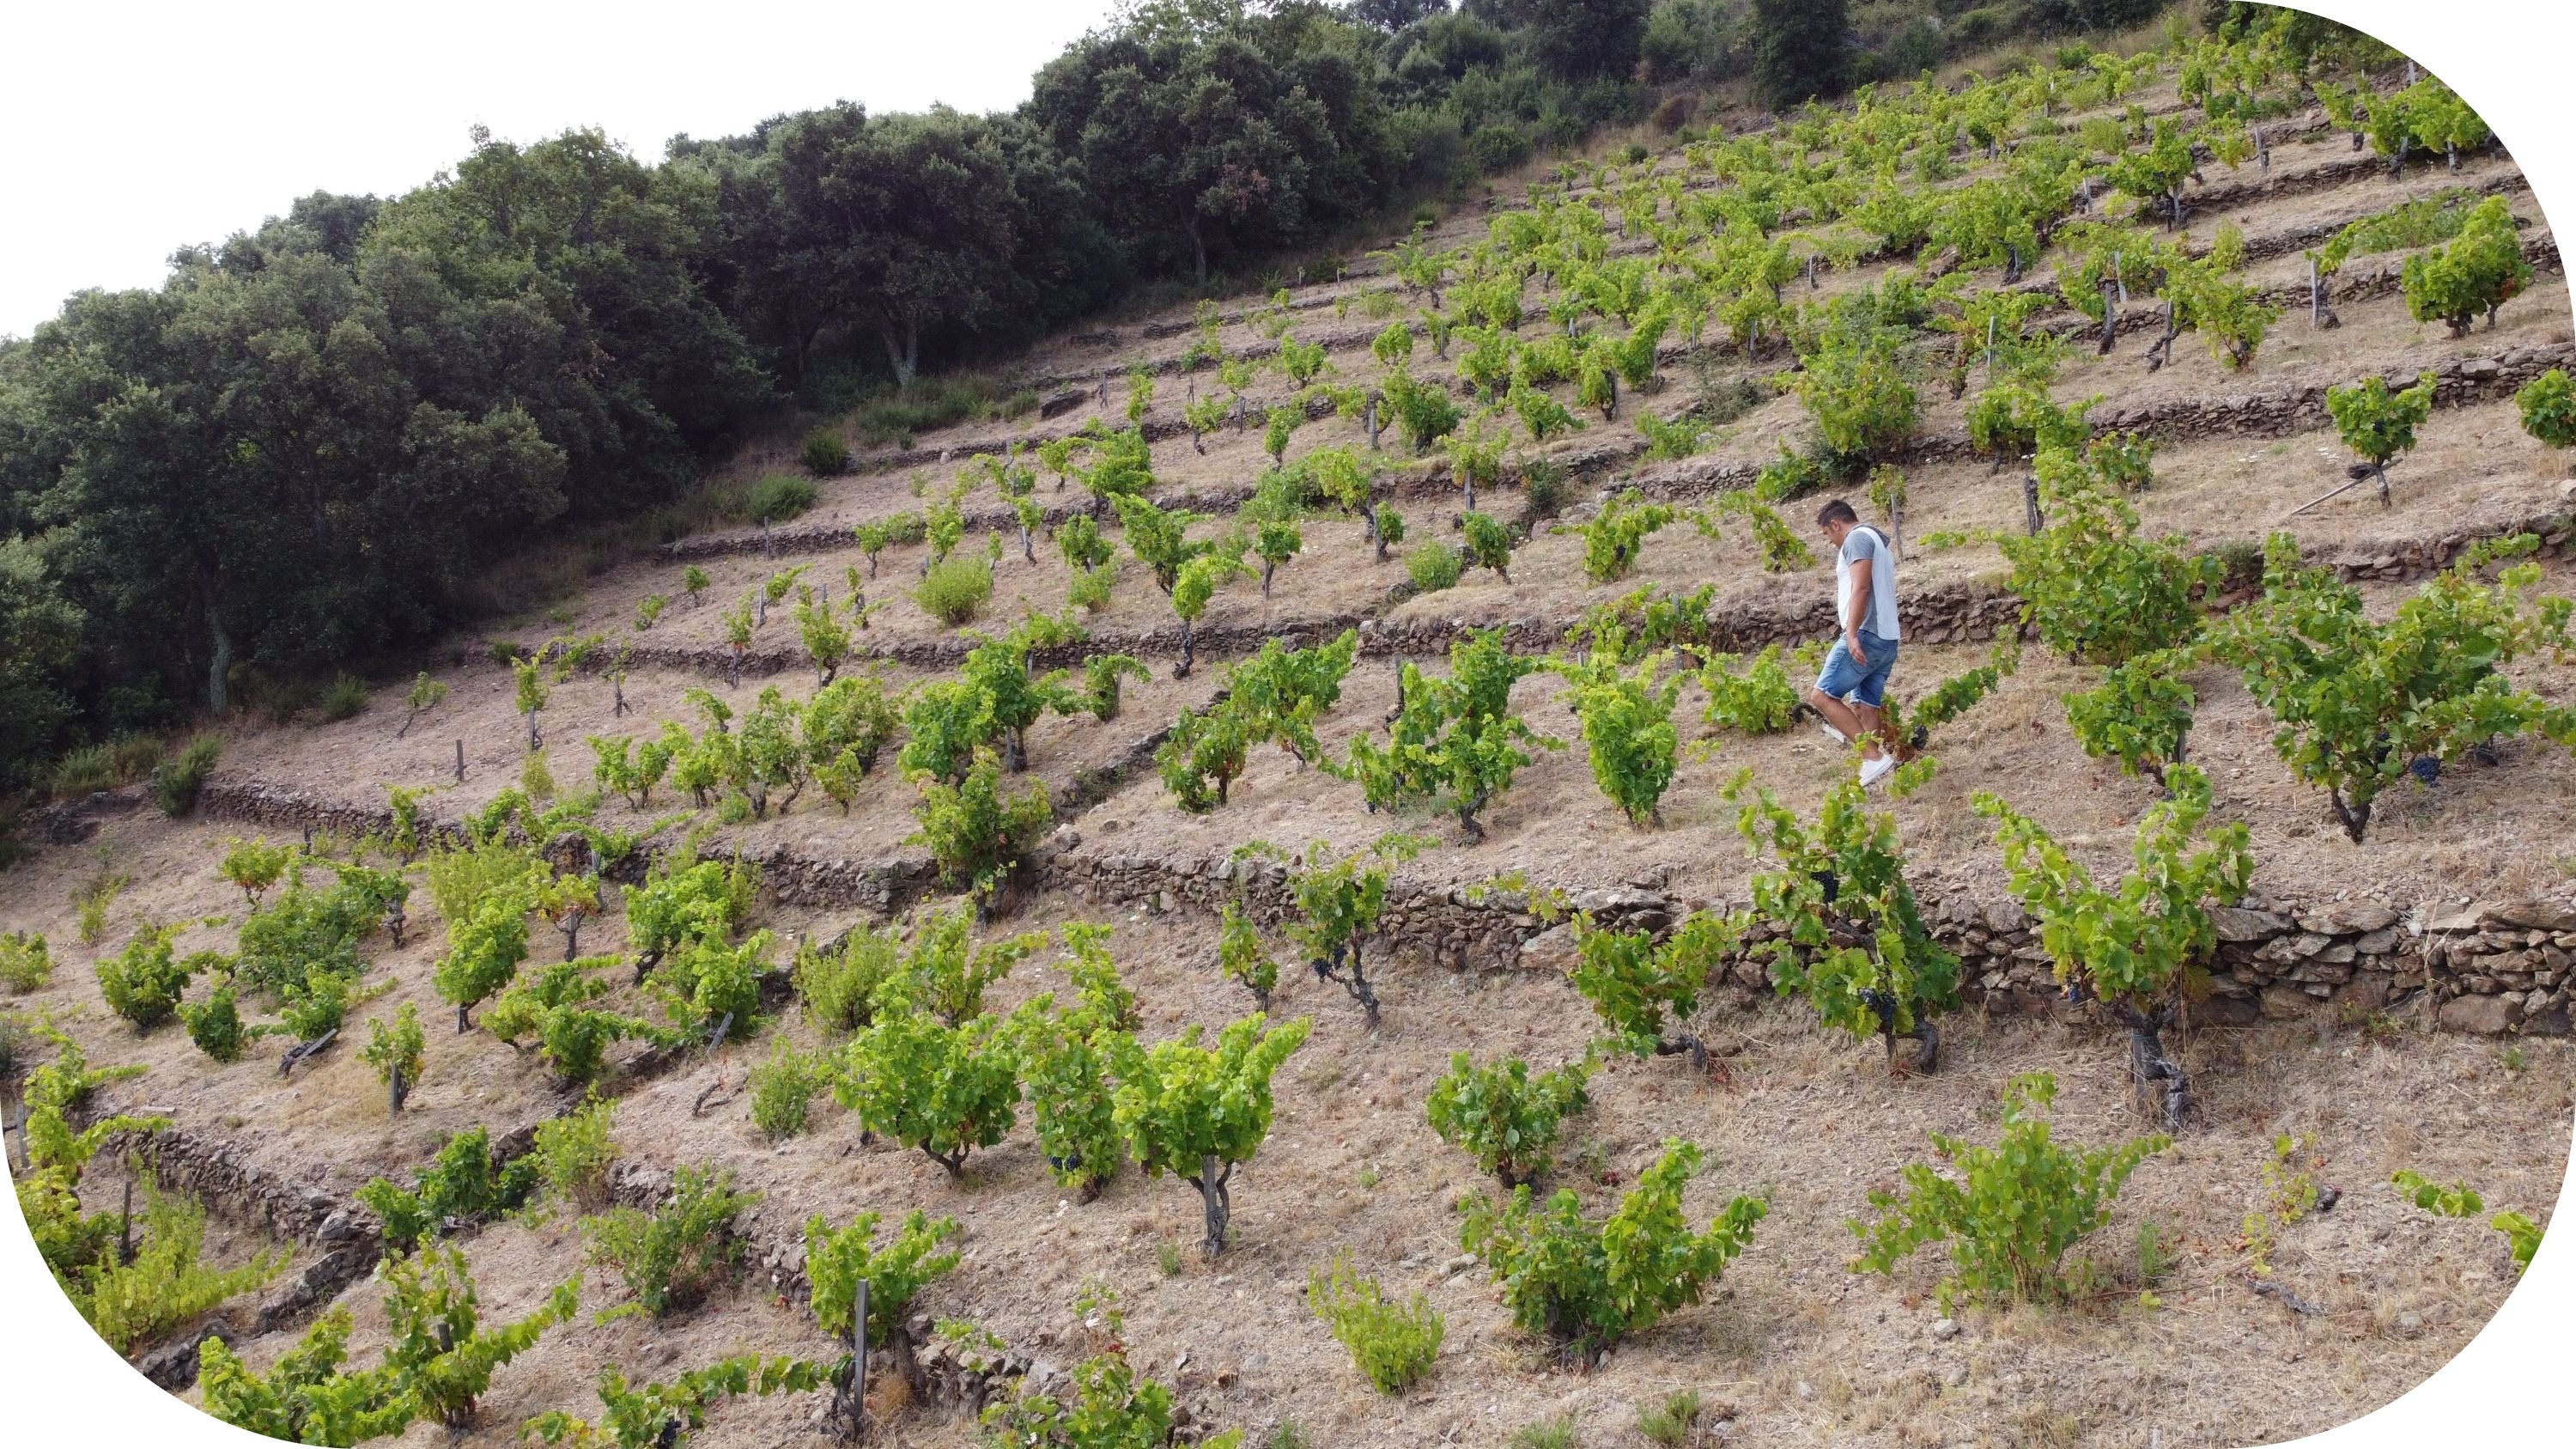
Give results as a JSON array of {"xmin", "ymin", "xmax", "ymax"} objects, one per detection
[{"xmin": 1052, "ymin": 836, "xmax": 2575, "ymax": 1038}]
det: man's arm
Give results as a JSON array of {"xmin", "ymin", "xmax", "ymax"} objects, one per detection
[{"xmin": 1844, "ymin": 554, "xmax": 1872, "ymax": 665}]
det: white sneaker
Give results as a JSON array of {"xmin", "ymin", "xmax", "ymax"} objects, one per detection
[
  {"xmin": 1818, "ymin": 721, "xmax": 1850, "ymax": 746},
  {"xmin": 1859, "ymin": 753, "xmax": 1898, "ymax": 789}
]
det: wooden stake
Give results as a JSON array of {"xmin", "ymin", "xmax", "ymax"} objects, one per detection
[
  {"xmin": 454, "ymin": 740, "xmax": 465, "ymax": 783},
  {"xmin": 2023, "ymin": 474, "xmax": 2044, "ymax": 536}
]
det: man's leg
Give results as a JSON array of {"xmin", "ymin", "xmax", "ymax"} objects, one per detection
[
  {"xmin": 1804, "ymin": 685, "xmax": 1868, "ymax": 744},
  {"xmin": 1848, "ymin": 702, "xmax": 1886, "ymax": 760},
  {"xmin": 1804, "ymin": 687, "xmax": 1888, "ymax": 760}
]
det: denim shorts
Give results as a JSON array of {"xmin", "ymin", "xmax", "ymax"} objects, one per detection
[{"xmin": 1816, "ymin": 630, "xmax": 1899, "ymax": 709}]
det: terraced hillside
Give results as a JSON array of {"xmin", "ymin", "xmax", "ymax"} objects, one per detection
[{"xmin": 7, "ymin": 22, "xmax": 2573, "ymax": 1449}]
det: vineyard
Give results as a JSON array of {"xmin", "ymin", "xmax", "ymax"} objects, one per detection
[{"xmin": 7, "ymin": 10, "xmax": 2576, "ymax": 1449}]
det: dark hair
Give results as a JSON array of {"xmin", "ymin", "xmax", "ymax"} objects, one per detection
[{"xmin": 1815, "ymin": 498, "xmax": 1859, "ymax": 527}]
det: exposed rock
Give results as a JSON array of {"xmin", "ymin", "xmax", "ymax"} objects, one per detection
[
  {"xmin": 2209, "ymin": 905, "xmax": 2293, "ymax": 942},
  {"xmin": 2487, "ymin": 901, "xmax": 2576, "ymax": 933},
  {"xmin": 2437, "ymin": 993, "xmax": 2516, "ymax": 1036}
]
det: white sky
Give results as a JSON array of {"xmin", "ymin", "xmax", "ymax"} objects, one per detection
[{"xmin": 0, "ymin": 1, "xmax": 1120, "ymax": 339}]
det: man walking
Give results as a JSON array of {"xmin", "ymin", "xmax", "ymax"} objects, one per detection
[{"xmin": 1805, "ymin": 498, "xmax": 1902, "ymax": 788}]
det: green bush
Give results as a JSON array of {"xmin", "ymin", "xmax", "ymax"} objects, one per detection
[
  {"xmin": 582, "ymin": 1163, "xmax": 757, "ymax": 1317},
  {"xmin": 2517, "ymin": 368, "xmax": 2576, "ymax": 449},
  {"xmin": 1461, "ymin": 1141, "xmax": 1765, "ymax": 1352},
  {"xmin": 802, "ymin": 429, "xmax": 854, "ymax": 477},
  {"xmin": 1471, "ymin": 124, "xmax": 1534, "ymax": 171},
  {"xmin": 744, "ymin": 473, "xmax": 819, "ymax": 525},
  {"xmin": 49, "ymin": 745, "xmax": 116, "ymax": 795},
  {"xmin": 153, "ymin": 735, "xmax": 222, "ymax": 816},
  {"xmin": 66, "ymin": 1181, "xmax": 282, "ymax": 1354},
  {"xmin": 794, "ymin": 926, "xmax": 900, "ymax": 1034},
  {"xmin": 97, "ymin": 925, "xmax": 193, "ymax": 1031},
  {"xmin": 1852, "ymin": 1072, "xmax": 2169, "ymax": 1312},
  {"xmin": 2216, "ymin": 533, "xmax": 2576, "ymax": 843},
  {"xmin": 319, "ymin": 673, "xmax": 370, "ymax": 722},
  {"xmin": 532, "ymin": 1095, "xmax": 619, "ymax": 1212},
  {"xmin": 915, "ymin": 554, "xmax": 993, "ymax": 627},
  {"xmin": 1426, "ymin": 1052, "xmax": 1590, "ymax": 1189},
  {"xmin": 749, "ymin": 1040, "xmax": 827, "ymax": 1139},
  {"xmin": 805, "ymin": 1209, "xmax": 962, "ymax": 1347},
  {"xmin": 1309, "ymin": 1251, "xmax": 1443, "ymax": 1394},
  {"xmin": 358, "ymin": 1124, "xmax": 541, "ymax": 1253},
  {"xmin": 834, "ymin": 1008, "xmax": 1020, "ymax": 1177},
  {"xmin": 1406, "ymin": 539, "xmax": 1464, "ymax": 594},
  {"xmin": 0, "ymin": 930, "xmax": 52, "ymax": 993}
]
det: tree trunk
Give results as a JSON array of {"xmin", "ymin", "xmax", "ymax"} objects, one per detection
[
  {"xmin": 205, "ymin": 592, "xmax": 233, "ymax": 714},
  {"xmin": 1261, "ymin": 560, "xmax": 1275, "ymax": 598},
  {"xmin": 1176, "ymin": 618, "xmax": 1195, "ymax": 679},
  {"xmin": 2374, "ymin": 460, "xmax": 2392, "ymax": 509},
  {"xmin": 1187, "ymin": 216, "xmax": 1208, "ymax": 285},
  {"xmin": 1196, "ymin": 1156, "xmax": 1230, "ymax": 1257},
  {"xmin": 2023, "ymin": 474, "xmax": 2044, "ymax": 536},
  {"xmin": 878, "ymin": 314, "xmax": 920, "ymax": 387}
]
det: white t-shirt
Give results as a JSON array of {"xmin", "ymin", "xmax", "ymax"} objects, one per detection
[{"xmin": 1835, "ymin": 526, "xmax": 1900, "ymax": 640}]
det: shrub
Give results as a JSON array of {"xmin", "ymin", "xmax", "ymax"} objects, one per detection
[
  {"xmin": 1401, "ymin": 536, "xmax": 1463, "ymax": 593},
  {"xmin": 1695, "ymin": 644, "xmax": 1814, "ymax": 734},
  {"xmin": 1340, "ymin": 633, "xmax": 1558, "ymax": 842},
  {"xmin": 2324, "ymin": 371, "xmax": 2438, "ymax": 506},
  {"xmin": 1461, "ymin": 1141, "xmax": 1765, "ymax": 1352},
  {"xmin": 1568, "ymin": 910, "xmax": 1735, "ymax": 1064},
  {"xmin": 1216, "ymin": 904, "xmax": 1278, "ymax": 1010},
  {"xmin": 2517, "ymin": 368, "xmax": 2576, "ymax": 449},
  {"xmin": 583, "ymin": 1164, "xmax": 757, "ymax": 1317},
  {"xmin": 97, "ymin": 924, "xmax": 193, "ymax": 1030},
  {"xmin": 2215, "ymin": 533, "xmax": 2576, "ymax": 843},
  {"xmin": 320, "ymin": 673, "xmax": 370, "ymax": 721},
  {"xmin": 1460, "ymin": 512, "xmax": 1515, "ymax": 582},
  {"xmin": 218, "ymin": 836, "xmax": 294, "ymax": 908},
  {"xmin": 66, "ymin": 1181, "xmax": 282, "ymax": 1354},
  {"xmin": 1974, "ymin": 764, "xmax": 2251, "ymax": 1124},
  {"xmin": 834, "ymin": 1008, "xmax": 1020, "ymax": 1177},
  {"xmin": 1113, "ymin": 1014, "xmax": 1312, "ymax": 1256},
  {"xmin": 434, "ymin": 887, "xmax": 532, "ymax": 1034},
  {"xmin": 979, "ymin": 1351, "xmax": 1197, "ymax": 1447},
  {"xmin": 749, "ymin": 1040, "xmax": 826, "ymax": 1139},
  {"xmin": 1852, "ymin": 1072, "xmax": 2170, "ymax": 1312},
  {"xmin": 1795, "ymin": 335, "xmax": 1919, "ymax": 465},
  {"xmin": 358, "ymin": 1124, "xmax": 541, "ymax": 1254},
  {"xmin": 744, "ymin": 473, "xmax": 820, "ymax": 524},
  {"xmin": 363, "ymin": 1002, "xmax": 428, "ymax": 1111},
  {"xmin": 521, "ymin": 1354, "xmax": 832, "ymax": 1448},
  {"xmin": 908, "ymin": 746, "xmax": 1054, "ymax": 902},
  {"xmin": 2402, "ymin": 194, "xmax": 2530, "ymax": 335},
  {"xmin": 532, "ymin": 1096, "xmax": 619, "ymax": 1212},
  {"xmin": 2001, "ymin": 449, "xmax": 2215, "ymax": 665},
  {"xmin": 2065, "ymin": 653, "xmax": 2197, "ymax": 777},
  {"xmin": 1556, "ymin": 636, "xmax": 1683, "ymax": 828},
  {"xmin": 1728, "ymin": 773, "xmax": 1960, "ymax": 1067},
  {"xmin": 1426, "ymin": 1052, "xmax": 1590, "ymax": 1190},
  {"xmin": 1309, "ymin": 1251, "xmax": 1444, "ymax": 1394},
  {"xmin": 916, "ymin": 554, "xmax": 993, "ymax": 626},
  {"xmin": 49, "ymin": 745, "xmax": 116, "ymax": 795},
  {"xmin": 804, "ymin": 1209, "xmax": 962, "ymax": 1346},
  {"xmin": 200, "ymin": 1251, "xmax": 575, "ymax": 1439},
  {"xmin": 794, "ymin": 926, "xmax": 900, "ymax": 1034},
  {"xmin": 1009, "ymin": 997, "xmax": 1128, "ymax": 1200},
  {"xmin": 153, "ymin": 734, "xmax": 222, "ymax": 816},
  {"xmin": 0, "ymin": 930, "xmax": 52, "ymax": 993},
  {"xmin": 1472, "ymin": 123, "xmax": 1534, "ymax": 171},
  {"xmin": 802, "ymin": 430, "xmax": 854, "ymax": 477},
  {"xmin": 381, "ymin": 1247, "xmax": 578, "ymax": 1429},
  {"xmin": 1564, "ymin": 490, "xmax": 1673, "ymax": 583}
]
